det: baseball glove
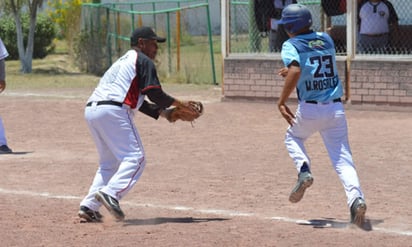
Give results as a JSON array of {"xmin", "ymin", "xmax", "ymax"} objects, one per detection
[{"xmin": 164, "ymin": 101, "xmax": 204, "ymax": 123}]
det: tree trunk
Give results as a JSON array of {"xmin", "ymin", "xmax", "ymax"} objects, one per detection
[
  {"xmin": 12, "ymin": 13, "xmax": 26, "ymax": 71},
  {"xmin": 8, "ymin": 0, "xmax": 43, "ymax": 73}
]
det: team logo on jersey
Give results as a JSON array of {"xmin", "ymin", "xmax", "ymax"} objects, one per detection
[{"xmin": 308, "ymin": 40, "xmax": 325, "ymax": 49}]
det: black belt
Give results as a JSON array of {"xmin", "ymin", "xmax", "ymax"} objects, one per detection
[
  {"xmin": 86, "ymin": 100, "xmax": 123, "ymax": 107},
  {"xmin": 305, "ymin": 98, "xmax": 341, "ymax": 104},
  {"xmin": 361, "ymin": 33, "xmax": 388, "ymax": 37}
]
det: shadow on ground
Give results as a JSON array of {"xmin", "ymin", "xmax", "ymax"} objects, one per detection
[
  {"xmin": 298, "ymin": 217, "xmax": 383, "ymax": 231},
  {"xmin": 1, "ymin": 151, "xmax": 33, "ymax": 155},
  {"xmin": 123, "ymin": 217, "xmax": 229, "ymax": 226}
]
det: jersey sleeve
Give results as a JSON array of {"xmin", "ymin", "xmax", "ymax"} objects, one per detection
[
  {"xmin": 281, "ymin": 41, "xmax": 300, "ymax": 67},
  {"xmin": 386, "ymin": 1, "xmax": 399, "ymax": 24},
  {"xmin": 136, "ymin": 53, "xmax": 163, "ymax": 93},
  {"xmin": 135, "ymin": 51, "xmax": 175, "ymax": 108},
  {"xmin": 139, "ymin": 100, "xmax": 161, "ymax": 120}
]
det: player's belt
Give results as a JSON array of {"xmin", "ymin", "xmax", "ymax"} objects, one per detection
[
  {"xmin": 361, "ymin": 33, "xmax": 388, "ymax": 37},
  {"xmin": 305, "ymin": 98, "xmax": 341, "ymax": 104},
  {"xmin": 86, "ymin": 100, "xmax": 123, "ymax": 107}
]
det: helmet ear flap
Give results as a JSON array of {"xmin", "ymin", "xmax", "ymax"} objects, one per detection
[{"xmin": 284, "ymin": 24, "xmax": 294, "ymax": 34}]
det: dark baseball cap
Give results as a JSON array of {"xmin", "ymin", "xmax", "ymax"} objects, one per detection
[{"xmin": 130, "ymin": 26, "xmax": 166, "ymax": 45}]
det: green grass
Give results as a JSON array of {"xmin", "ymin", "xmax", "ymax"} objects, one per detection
[
  {"xmin": 6, "ymin": 54, "xmax": 100, "ymax": 91},
  {"xmin": 5, "ymin": 38, "xmax": 99, "ymax": 91},
  {"xmin": 5, "ymin": 36, "xmax": 222, "ymax": 92}
]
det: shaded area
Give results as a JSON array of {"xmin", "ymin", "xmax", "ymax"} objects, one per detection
[
  {"xmin": 0, "ymin": 151, "xmax": 33, "ymax": 155},
  {"xmin": 298, "ymin": 217, "xmax": 383, "ymax": 231},
  {"xmin": 31, "ymin": 67, "xmax": 84, "ymax": 75},
  {"xmin": 123, "ymin": 217, "xmax": 229, "ymax": 226}
]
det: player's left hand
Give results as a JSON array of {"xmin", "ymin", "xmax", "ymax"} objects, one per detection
[
  {"xmin": 160, "ymin": 101, "xmax": 203, "ymax": 123},
  {"xmin": 278, "ymin": 104, "xmax": 295, "ymax": 126}
]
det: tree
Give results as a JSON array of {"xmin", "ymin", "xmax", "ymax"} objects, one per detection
[
  {"xmin": 2, "ymin": 0, "xmax": 44, "ymax": 73},
  {"xmin": 47, "ymin": 0, "xmax": 88, "ymax": 56}
]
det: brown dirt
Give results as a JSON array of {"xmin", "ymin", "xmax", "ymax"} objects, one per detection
[{"xmin": 0, "ymin": 85, "xmax": 411, "ymax": 247}]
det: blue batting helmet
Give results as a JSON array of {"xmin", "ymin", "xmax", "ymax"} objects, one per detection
[{"xmin": 277, "ymin": 4, "xmax": 312, "ymax": 34}]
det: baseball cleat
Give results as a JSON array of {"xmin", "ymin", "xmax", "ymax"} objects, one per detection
[
  {"xmin": 289, "ymin": 171, "xmax": 313, "ymax": 203},
  {"xmin": 95, "ymin": 191, "xmax": 125, "ymax": 221},
  {"xmin": 0, "ymin": 145, "xmax": 12, "ymax": 154},
  {"xmin": 78, "ymin": 206, "xmax": 103, "ymax": 222},
  {"xmin": 350, "ymin": 197, "xmax": 367, "ymax": 227}
]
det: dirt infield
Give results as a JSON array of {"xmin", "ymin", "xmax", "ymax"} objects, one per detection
[{"xmin": 0, "ymin": 85, "xmax": 411, "ymax": 247}]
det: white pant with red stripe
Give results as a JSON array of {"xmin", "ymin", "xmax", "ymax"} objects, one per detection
[{"xmin": 80, "ymin": 103, "xmax": 145, "ymax": 211}]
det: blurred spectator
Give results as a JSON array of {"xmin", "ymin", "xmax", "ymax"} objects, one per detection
[
  {"xmin": 254, "ymin": 0, "xmax": 274, "ymax": 36},
  {"xmin": 269, "ymin": 0, "xmax": 297, "ymax": 52},
  {"xmin": 253, "ymin": 0, "xmax": 297, "ymax": 52},
  {"xmin": 358, "ymin": 0, "xmax": 399, "ymax": 53},
  {"xmin": 322, "ymin": 0, "xmax": 347, "ymax": 17}
]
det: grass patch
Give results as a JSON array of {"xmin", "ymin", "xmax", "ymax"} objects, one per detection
[
  {"xmin": 5, "ymin": 36, "xmax": 222, "ymax": 92},
  {"xmin": 6, "ymin": 53, "xmax": 100, "ymax": 91},
  {"xmin": 156, "ymin": 36, "xmax": 222, "ymax": 85}
]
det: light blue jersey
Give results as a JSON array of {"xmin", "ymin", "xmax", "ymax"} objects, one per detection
[{"xmin": 281, "ymin": 31, "xmax": 343, "ymax": 102}]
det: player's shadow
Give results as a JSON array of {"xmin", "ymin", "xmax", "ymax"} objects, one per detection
[
  {"xmin": 123, "ymin": 217, "xmax": 229, "ymax": 226},
  {"xmin": 298, "ymin": 217, "xmax": 382, "ymax": 231},
  {"xmin": 1, "ymin": 151, "xmax": 33, "ymax": 155}
]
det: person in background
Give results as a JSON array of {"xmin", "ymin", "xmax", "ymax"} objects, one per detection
[
  {"xmin": 358, "ymin": 0, "xmax": 399, "ymax": 53},
  {"xmin": 276, "ymin": 4, "xmax": 367, "ymax": 227},
  {"xmin": 0, "ymin": 38, "xmax": 12, "ymax": 154},
  {"xmin": 269, "ymin": 0, "xmax": 297, "ymax": 52}
]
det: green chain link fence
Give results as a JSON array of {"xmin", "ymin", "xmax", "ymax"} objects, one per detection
[
  {"xmin": 229, "ymin": 0, "xmax": 412, "ymax": 55},
  {"xmin": 78, "ymin": 0, "xmax": 219, "ymax": 84}
]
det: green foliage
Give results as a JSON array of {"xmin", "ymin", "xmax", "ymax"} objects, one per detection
[
  {"xmin": 73, "ymin": 5, "xmax": 111, "ymax": 76},
  {"xmin": 46, "ymin": 0, "xmax": 66, "ymax": 39},
  {"xmin": 47, "ymin": 0, "xmax": 91, "ymax": 55},
  {"xmin": 34, "ymin": 14, "xmax": 58, "ymax": 58},
  {"xmin": 0, "ymin": 17, "xmax": 16, "ymax": 52},
  {"xmin": 0, "ymin": 13, "xmax": 57, "ymax": 60},
  {"xmin": 73, "ymin": 30, "xmax": 108, "ymax": 76}
]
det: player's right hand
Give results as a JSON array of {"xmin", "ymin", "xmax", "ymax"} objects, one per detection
[
  {"xmin": 0, "ymin": 80, "xmax": 6, "ymax": 93},
  {"xmin": 278, "ymin": 67, "xmax": 289, "ymax": 78},
  {"xmin": 278, "ymin": 104, "xmax": 295, "ymax": 126}
]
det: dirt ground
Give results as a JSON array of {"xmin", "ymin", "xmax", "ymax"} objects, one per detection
[{"xmin": 0, "ymin": 85, "xmax": 411, "ymax": 247}]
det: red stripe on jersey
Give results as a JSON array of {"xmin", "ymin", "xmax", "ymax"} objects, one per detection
[
  {"xmin": 141, "ymin": 85, "xmax": 161, "ymax": 93},
  {"xmin": 124, "ymin": 76, "xmax": 140, "ymax": 109}
]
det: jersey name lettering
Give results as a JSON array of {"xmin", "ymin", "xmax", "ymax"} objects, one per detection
[{"xmin": 305, "ymin": 75, "xmax": 339, "ymax": 91}]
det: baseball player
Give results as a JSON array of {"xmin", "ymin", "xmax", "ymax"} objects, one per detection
[
  {"xmin": 0, "ymin": 38, "xmax": 12, "ymax": 154},
  {"xmin": 78, "ymin": 26, "xmax": 196, "ymax": 222},
  {"xmin": 276, "ymin": 4, "xmax": 367, "ymax": 227}
]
